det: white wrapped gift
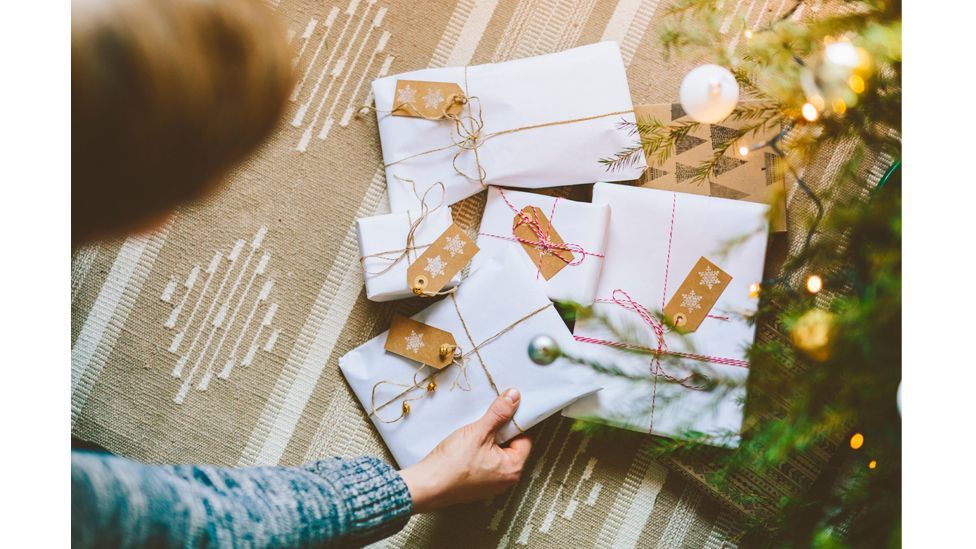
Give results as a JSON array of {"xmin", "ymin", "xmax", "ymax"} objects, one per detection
[
  {"xmin": 562, "ymin": 183, "xmax": 770, "ymax": 447},
  {"xmin": 371, "ymin": 41, "xmax": 646, "ymax": 212},
  {"xmin": 473, "ymin": 186, "xmax": 610, "ymax": 305},
  {"xmin": 340, "ymin": 251, "xmax": 599, "ymax": 467},
  {"xmin": 356, "ymin": 206, "xmax": 459, "ymax": 302}
]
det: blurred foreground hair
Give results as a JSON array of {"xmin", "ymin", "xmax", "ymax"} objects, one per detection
[{"xmin": 72, "ymin": 0, "xmax": 294, "ymax": 245}]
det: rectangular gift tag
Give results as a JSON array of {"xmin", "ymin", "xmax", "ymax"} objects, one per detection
[
  {"xmin": 663, "ymin": 256, "xmax": 732, "ymax": 333},
  {"xmin": 384, "ymin": 315, "xmax": 458, "ymax": 369},
  {"xmin": 407, "ymin": 223, "xmax": 479, "ymax": 295},
  {"xmin": 392, "ymin": 80, "xmax": 465, "ymax": 119},
  {"xmin": 513, "ymin": 206, "xmax": 574, "ymax": 281}
]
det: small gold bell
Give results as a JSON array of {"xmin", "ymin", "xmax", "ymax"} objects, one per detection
[
  {"xmin": 402, "ymin": 401, "xmax": 411, "ymax": 415},
  {"xmin": 439, "ymin": 343, "xmax": 456, "ymax": 358},
  {"xmin": 426, "ymin": 381, "xmax": 437, "ymax": 392}
]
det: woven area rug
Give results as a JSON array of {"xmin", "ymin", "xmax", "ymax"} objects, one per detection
[{"xmin": 69, "ymin": 1, "xmax": 820, "ymax": 546}]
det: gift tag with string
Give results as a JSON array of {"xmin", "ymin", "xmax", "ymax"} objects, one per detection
[
  {"xmin": 392, "ymin": 80, "xmax": 465, "ymax": 119},
  {"xmin": 512, "ymin": 206, "xmax": 575, "ymax": 280},
  {"xmin": 663, "ymin": 256, "xmax": 732, "ymax": 332},
  {"xmin": 385, "ymin": 315, "xmax": 458, "ymax": 369},
  {"xmin": 407, "ymin": 223, "xmax": 478, "ymax": 296}
]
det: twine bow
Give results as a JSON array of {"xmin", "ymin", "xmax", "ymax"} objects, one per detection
[
  {"xmin": 369, "ymin": 294, "xmax": 552, "ymax": 427},
  {"xmin": 478, "ymin": 187, "xmax": 604, "ymax": 280},
  {"xmin": 359, "ymin": 177, "xmax": 446, "ymax": 277}
]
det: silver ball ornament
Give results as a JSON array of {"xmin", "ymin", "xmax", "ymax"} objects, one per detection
[{"xmin": 527, "ymin": 334, "xmax": 561, "ymax": 366}]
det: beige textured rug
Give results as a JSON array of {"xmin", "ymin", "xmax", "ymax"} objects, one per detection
[{"xmin": 69, "ymin": 1, "xmax": 818, "ymax": 546}]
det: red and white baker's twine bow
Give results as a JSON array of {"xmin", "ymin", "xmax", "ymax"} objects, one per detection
[
  {"xmin": 571, "ymin": 192, "xmax": 748, "ymax": 432},
  {"xmin": 478, "ymin": 188, "xmax": 604, "ymax": 279}
]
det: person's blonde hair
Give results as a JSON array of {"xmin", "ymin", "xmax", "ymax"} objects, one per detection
[{"xmin": 72, "ymin": 0, "xmax": 294, "ymax": 244}]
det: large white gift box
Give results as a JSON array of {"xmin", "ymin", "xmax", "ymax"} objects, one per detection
[
  {"xmin": 562, "ymin": 183, "xmax": 770, "ymax": 447},
  {"xmin": 473, "ymin": 186, "xmax": 610, "ymax": 305},
  {"xmin": 340, "ymin": 251, "xmax": 600, "ymax": 467},
  {"xmin": 356, "ymin": 206, "xmax": 459, "ymax": 302},
  {"xmin": 371, "ymin": 41, "xmax": 646, "ymax": 212}
]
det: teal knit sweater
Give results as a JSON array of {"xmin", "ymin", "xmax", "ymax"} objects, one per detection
[{"xmin": 71, "ymin": 450, "xmax": 413, "ymax": 548}]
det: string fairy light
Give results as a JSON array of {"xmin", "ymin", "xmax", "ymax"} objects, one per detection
[
  {"xmin": 802, "ymin": 102, "xmax": 819, "ymax": 121},
  {"xmin": 806, "ymin": 274, "xmax": 823, "ymax": 294},
  {"xmin": 850, "ymin": 432, "xmax": 864, "ymax": 450},
  {"xmin": 868, "ymin": 460, "xmax": 877, "ymax": 469}
]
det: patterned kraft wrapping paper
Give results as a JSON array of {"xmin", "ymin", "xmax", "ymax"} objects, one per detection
[
  {"xmin": 563, "ymin": 183, "xmax": 770, "ymax": 447},
  {"xmin": 372, "ymin": 41, "xmax": 646, "ymax": 212},
  {"xmin": 473, "ymin": 186, "xmax": 610, "ymax": 305},
  {"xmin": 340, "ymin": 251, "xmax": 600, "ymax": 467},
  {"xmin": 356, "ymin": 206, "xmax": 459, "ymax": 302}
]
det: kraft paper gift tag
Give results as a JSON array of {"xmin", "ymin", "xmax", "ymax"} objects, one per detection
[
  {"xmin": 563, "ymin": 183, "xmax": 769, "ymax": 448},
  {"xmin": 340, "ymin": 250, "xmax": 600, "ymax": 467},
  {"xmin": 473, "ymin": 186, "xmax": 610, "ymax": 305},
  {"xmin": 634, "ymin": 102, "xmax": 788, "ymax": 232},
  {"xmin": 372, "ymin": 42, "xmax": 646, "ymax": 212},
  {"xmin": 356, "ymin": 206, "xmax": 460, "ymax": 302}
]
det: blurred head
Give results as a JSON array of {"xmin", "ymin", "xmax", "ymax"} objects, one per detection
[{"xmin": 72, "ymin": 0, "xmax": 294, "ymax": 246}]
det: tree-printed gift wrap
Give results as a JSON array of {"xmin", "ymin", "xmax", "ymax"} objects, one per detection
[
  {"xmin": 563, "ymin": 183, "xmax": 770, "ymax": 447},
  {"xmin": 371, "ymin": 42, "xmax": 646, "ymax": 212},
  {"xmin": 340, "ymin": 251, "xmax": 599, "ymax": 467},
  {"xmin": 473, "ymin": 186, "xmax": 610, "ymax": 305}
]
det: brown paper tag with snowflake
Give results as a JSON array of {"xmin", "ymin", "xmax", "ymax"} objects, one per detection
[
  {"xmin": 512, "ymin": 206, "xmax": 574, "ymax": 281},
  {"xmin": 385, "ymin": 315, "xmax": 458, "ymax": 369},
  {"xmin": 663, "ymin": 256, "xmax": 732, "ymax": 333},
  {"xmin": 392, "ymin": 80, "xmax": 465, "ymax": 119},
  {"xmin": 407, "ymin": 223, "xmax": 479, "ymax": 296}
]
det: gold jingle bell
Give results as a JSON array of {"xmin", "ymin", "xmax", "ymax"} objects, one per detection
[
  {"xmin": 426, "ymin": 381, "xmax": 437, "ymax": 392},
  {"xmin": 401, "ymin": 401, "xmax": 411, "ymax": 415},
  {"xmin": 439, "ymin": 343, "xmax": 456, "ymax": 358}
]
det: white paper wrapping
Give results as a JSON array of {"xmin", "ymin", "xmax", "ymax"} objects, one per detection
[
  {"xmin": 473, "ymin": 186, "xmax": 610, "ymax": 305},
  {"xmin": 372, "ymin": 42, "xmax": 646, "ymax": 212},
  {"xmin": 562, "ymin": 183, "xmax": 770, "ymax": 447},
  {"xmin": 340, "ymin": 251, "xmax": 600, "ymax": 467},
  {"xmin": 356, "ymin": 207, "xmax": 459, "ymax": 302}
]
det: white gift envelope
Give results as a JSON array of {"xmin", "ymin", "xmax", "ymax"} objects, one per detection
[
  {"xmin": 356, "ymin": 206, "xmax": 460, "ymax": 302},
  {"xmin": 473, "ymin": 186, "xmax": 609, "ymax": 305},
  {"xmin": 340, "ymin": 251, "xmax": 600, "ymax": 467},
  {"xmin": 371, "ymin": 42, "xmax": 646, "ymax": 212},
  {"xmin": 563, "ymin": 183, "xmax": 770, "ymax": 447}
]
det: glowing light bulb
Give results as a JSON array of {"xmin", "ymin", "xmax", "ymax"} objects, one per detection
[
  {"xmin": 868, "ymin": 460, "xmax": 877, "ymax": 469},
  {"xmin": 806, "ymin": 275, "xmax": 823, "ymax": 294},
  {"xmin": 738, "ymin": 145, "xmax": 750, "ymax": 156},
  {"xmin": 802, "ymin": 102, "xmax": 819, "ymax": 121},
  {"xmin": 850, "ymin": 433, "xmax": 864, "ymax": 450},
  {"xmin": 848, "ymin": 74, "xmax": 865, "ymax": 94},
  {"xmin": 744, "ymin": 29, "xmax": 754, "ymax": 39},
  {"xmin": 748, "ymin": 283, "xmax": 761, "ymax": 298}
]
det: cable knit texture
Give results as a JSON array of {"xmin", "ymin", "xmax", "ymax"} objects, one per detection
[{"xmin": 71, "ymin": 451, "xmax": 413, "ymax": 548}]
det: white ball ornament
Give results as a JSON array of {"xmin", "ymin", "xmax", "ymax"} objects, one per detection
[{"xmin": 679, "ymin": 64, "xmax": 739, "ymax": 124}]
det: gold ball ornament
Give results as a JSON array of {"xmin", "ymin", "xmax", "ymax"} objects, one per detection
[
  {"xmin": 790, "ymin": 309, "xmax": 837, "ymax": 361},
  {"xmin": 401, "ymin": 401, "xmax": 411, "ymax": 415},
  {"xmin": 426, "ymin": 381, "xmax": 437, "ymax": 392},
  {"xmin": 438, "ymin": 343, "xmax": 456, "ymax": 358}
]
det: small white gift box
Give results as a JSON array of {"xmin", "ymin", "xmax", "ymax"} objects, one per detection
[
  {"xmin": 356, "ymin": 206, "xmax": 459, "ymax": 302},
  {"xmin": 562, "ymin": 183, "xmax": 770, "ymax": 447},
  {"xmin": 371, "ymin": 41, "xmax": 646, "ymax": 212},
  {"xmin": 473, "ymin": 186, "xmax": 610, "ymax": 305},
  {"xmin": 340, "ymin": 251, "xmax": 600, "ymax": 467}
]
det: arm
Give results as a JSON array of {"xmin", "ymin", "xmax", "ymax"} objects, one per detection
[
  {"xmin": 71, "ymin": 452, "xmax": 411, "ymax": 548},
  {"xmin": 72, "ymin": 389, "xmax": 532, "ymax": 547}
]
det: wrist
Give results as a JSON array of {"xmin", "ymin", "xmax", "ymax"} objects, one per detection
[{"xmin": 399, "ymin": 462, "xmax": 444, "ymax": 514}]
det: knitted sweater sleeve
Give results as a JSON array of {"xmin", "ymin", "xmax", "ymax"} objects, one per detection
[{"xmin": 71, "ymin": 450, "xmax": 413, "ymax": 548}]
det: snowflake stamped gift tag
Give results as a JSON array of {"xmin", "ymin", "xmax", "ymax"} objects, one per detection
[{"xmin": 406, "ymin": 223, "xmax": 479, "ymax": 296}]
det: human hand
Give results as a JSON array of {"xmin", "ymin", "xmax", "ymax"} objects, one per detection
[{"xmin": 398, "ymin": 388, "xmax": 533, "ymax": 513}]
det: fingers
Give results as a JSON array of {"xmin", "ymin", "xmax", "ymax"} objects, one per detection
[
  {"xmin": 476, "ymin": 387, "xmax": 520, "ymax": 435},
  {"xmin": 504, "ymin": 433, "xmax": 533, "ymax": 464}
]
